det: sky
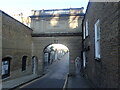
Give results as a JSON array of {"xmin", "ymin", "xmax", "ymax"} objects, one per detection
[
  {"xmin": 49, "ymin": 44, "xmax": 69, "ymax": 50},
  {"xmin": 0, "ymin": 0, "xmax": 89, "ymax": 16}
]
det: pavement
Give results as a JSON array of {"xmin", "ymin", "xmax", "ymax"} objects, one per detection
[
  {"xmin": 66, "ymin": 74, "xmax": 94, "ymax": 89},
  {"xmin": 2, "ymin": 74, "xmax": 41, "ymax": 89},
  {"xmin": 14, "ymin": 53, "xmax": 69, "ymax": 89},
  {"xmin": 21, "ymin": 54, "xmax": 69, "ymax": 88},
  {"xmin": 2, "ymin": 53, "xmax": 69, "ymax": 89},
  {"xmin": 2, "ymin": 71, "xmax": 94, "ymax": 89},
  {"xmin": 2, "ymin": 52, "xmax": 94, "ymax": 89},
  {"xmin": 65, "ymin": 68, "xmax": 94, "ymax": 89},
  {"xmin": 3, "ymin": 52, "xmax": 69, "ymax": 90}
]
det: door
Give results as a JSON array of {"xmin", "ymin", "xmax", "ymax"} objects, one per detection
[
  {"xmin": 32, "ymin": 56, "xmax": 37, "ymax": 74},
  {"xmin": 44, "ymin": 53, "xmax": 49, "ymax": 68}
]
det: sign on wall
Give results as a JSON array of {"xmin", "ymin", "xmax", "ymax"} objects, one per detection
[
  {"xmin": 2, "ymin": 59, "xmax": 10, "ymax": 79},
  {"xmin": 2, "ymin": 61, "xmax": 9, "ymax": 75}
]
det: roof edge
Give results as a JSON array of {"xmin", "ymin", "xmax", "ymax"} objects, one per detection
[{"xmin": 0, "ymin": 10, "xmax": 33, "ymax": 31}]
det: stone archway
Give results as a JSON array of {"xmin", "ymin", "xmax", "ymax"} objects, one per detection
[
  {"xmin": 32, "ymin": 35, "xmax": 82, "ymax": 76},
  {"xmin": 43, "ymin": 43, "xmax": 69, "ymax": 73}
]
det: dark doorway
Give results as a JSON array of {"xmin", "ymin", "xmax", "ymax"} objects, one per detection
[{"xmin": 22, "ymin": 56, "xmax": 27, "ymax": 71}]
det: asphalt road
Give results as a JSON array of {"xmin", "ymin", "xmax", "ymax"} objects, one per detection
[{"xmin": 20, "ymin": 53, "xmax": 69, "ymax": 88}]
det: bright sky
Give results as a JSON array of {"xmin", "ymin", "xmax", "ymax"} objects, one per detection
[
  {"xmin": 49, "ymin": 44, "xmax": 69, "ymax": 50},
  {"xmin": 0, "ymin": 0, "xmax": 89, "ymax": 16}
]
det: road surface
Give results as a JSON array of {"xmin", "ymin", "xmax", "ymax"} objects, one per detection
[{"xmin": 20, "ymin": 53, "xmax": 69, "ymax": 88}]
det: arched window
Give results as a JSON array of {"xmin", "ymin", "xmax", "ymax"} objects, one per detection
[
  {"xmin": 2, "ymin": 57, "xmax": 11, "ymax": 79},
  {"xmin": 22, "ymin": 56, "xmax": 27, "ymax": 71}
]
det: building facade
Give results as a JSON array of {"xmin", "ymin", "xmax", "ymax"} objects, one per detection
[
  {"xmin": 30, "ymin": 8, "xmax": 84, "ymax": 75},
  {"xmin": 30, "ymin": 8, "xmax": 84, "ymax": 34},
  {"xmin": 1, "ymin": 2, "xmax": 120, "ymax": 88},
  {"xmin": 81, "ymin": 2, "xmax": 119, "ymax": 88},
  {"xmin": 1, "ymin": 10, "xmax": 33, "ymax": 82},
  {"xmin": 1, "ymin": 8, "xmax": 84, "ymax": 88}
]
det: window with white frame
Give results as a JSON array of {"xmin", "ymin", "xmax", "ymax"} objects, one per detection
[
  {"xmin": 83, "ymin": 51, "xmax": 86, "ymax": 68},
  {"xmin": 94, "ymin": 19, "xmax": 101, "ymax": 59},
  {"xmin": 86, "ymin": 20, "xmax": 89, "ymax": 36},
  {"xmin": 83, "ymin": 25, "xmax": 86, "ymax": 39}
]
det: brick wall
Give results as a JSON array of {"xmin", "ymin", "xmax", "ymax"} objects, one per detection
[
  {"xmin": 82, "ymin": 2, "xmax": 119, "ymax": 88},
  {"xmin": 32, "ymin": 36, "xmax": 82, "ymax": 75},
  {"xmin": 1, "ymin": 11, "xmax": 33, "ymax": 81}
]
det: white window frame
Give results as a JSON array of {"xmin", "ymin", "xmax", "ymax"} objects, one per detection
[
  {"xmin": 94, "ymin": 19, "xmax": 101, "ymax": 59},
  {"xmin": 83, "ymin": 25, "xmax": 86, "ymax": 39},
  {"xmin": 83, "ymin": 51, "xmax": 86, "ymax": 68},
  {"xmin": 86, "ymin": 19, "xmax": 89, "ymax": 36}
]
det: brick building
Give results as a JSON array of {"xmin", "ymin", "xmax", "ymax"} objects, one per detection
[
  {"xmin": 0, "ymin": 10, "xmax": 33, "ymax": 81},
  {"xmin": 1, "ymin": 2, "xmax": 119, "ymax": 88},
  {"xmin": 1, "ymin": 8, "xmax": 84, "ymax": 88},
  {"xmin": 81, "ymin": 2, "xmax": 119, "ymax": 88},
  {"xmin": 30, "ymin": 8, "xmax": 84, "ymax": 76}
]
